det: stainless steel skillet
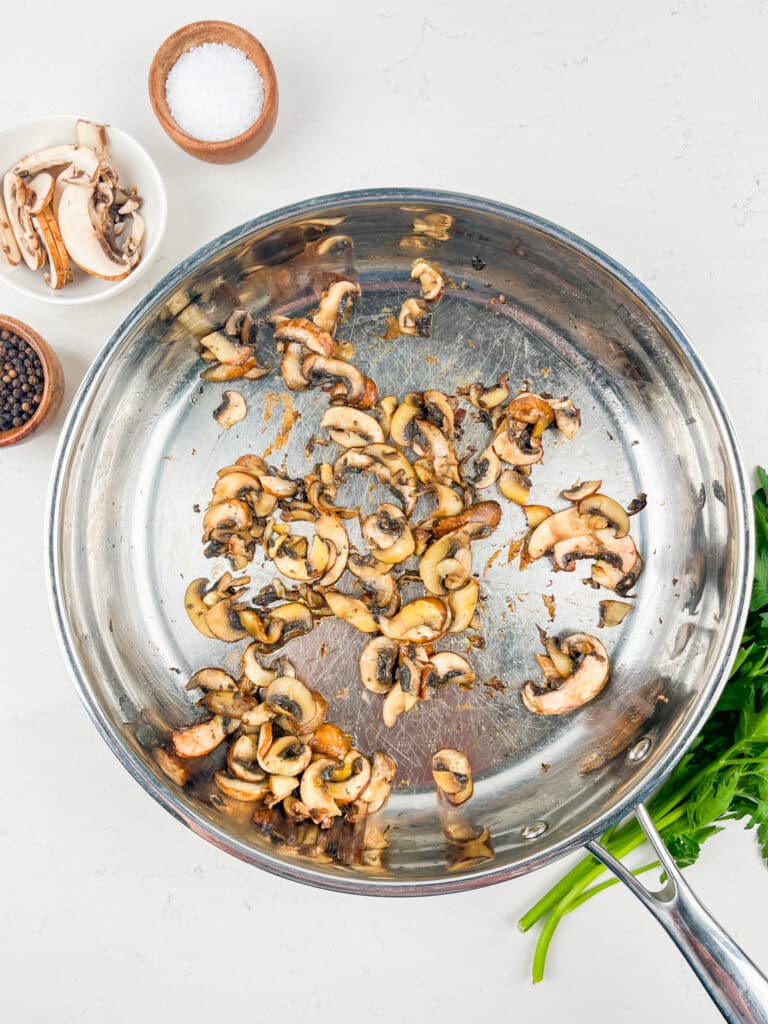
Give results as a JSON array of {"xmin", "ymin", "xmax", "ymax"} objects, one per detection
[{"xmin": 48, "ymin": 189, "xmax": 766, "ymax": 1021}]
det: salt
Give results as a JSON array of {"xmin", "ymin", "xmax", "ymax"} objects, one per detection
[{"xmin": 165, "ymin": 42, "xmax": 264, "ymax": 142}]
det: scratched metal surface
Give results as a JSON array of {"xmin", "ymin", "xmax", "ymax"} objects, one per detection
[{"xmin": 49, "ymin": 191, "xmax": 751, "ymax": 893}]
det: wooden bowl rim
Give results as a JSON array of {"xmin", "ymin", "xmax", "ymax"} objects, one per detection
[
  {"xmin": 149, "ymin": 20, "xmax": 277, "ymax": 155},
  {"xmin": 0, "ymin": 315, "xmax": 61, "ymax": 447}
]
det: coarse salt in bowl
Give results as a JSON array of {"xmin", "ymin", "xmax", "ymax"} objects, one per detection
[
  {"xmin": 149, "ymin": 22, "xmax": 279, "ymax": 164},
  {"xmin": 165, "ymin": 43, "xmax": 265, "ymax": 142}
]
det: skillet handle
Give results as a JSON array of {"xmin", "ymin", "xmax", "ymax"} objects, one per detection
[{"xmin": 586, "ymin": 803, "xmax": 768, "ymax": 1024}]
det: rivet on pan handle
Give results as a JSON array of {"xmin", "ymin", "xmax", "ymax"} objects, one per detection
[{"xmin": 587, "ymin": 804, "xmax": 768, "ymax": 1024}]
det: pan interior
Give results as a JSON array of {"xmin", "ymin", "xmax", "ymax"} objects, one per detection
[{"xmin": 52, "ymin": 193, "xmax": 748, "ymax": 891}]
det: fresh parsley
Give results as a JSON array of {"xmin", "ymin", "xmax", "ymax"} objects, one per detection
[{"xmin": 518, "ymin": 468, "xmax": 768, "ymax": 982}]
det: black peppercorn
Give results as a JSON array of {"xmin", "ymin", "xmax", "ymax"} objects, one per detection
[{"xmin": 0, "ymin": 330, "xmax": 45, "ymax": 435}]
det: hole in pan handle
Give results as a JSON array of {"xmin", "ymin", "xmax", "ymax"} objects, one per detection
[{"xmin": 586, "ymin": 804, "xmax": 768, "ymax": 1024}]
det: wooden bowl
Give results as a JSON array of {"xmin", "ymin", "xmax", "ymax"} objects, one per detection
[
  {"xmin": 148, "ymin": 21, "xmax": 278, "ymax": 164},
  {"xmin": 0, "ymin": 315, "xmax": 64, "ymax": 447}
]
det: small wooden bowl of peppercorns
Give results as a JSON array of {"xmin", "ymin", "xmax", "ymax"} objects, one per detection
[{"xmin": 0, "ymin": 316, "xmax": 64, "ymax": 447}]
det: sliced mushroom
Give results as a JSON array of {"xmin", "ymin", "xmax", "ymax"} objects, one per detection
[
  {"xmin": 264, "ymin": 676, "xmax": 317, "ymax": 729},
  {"xmin": 598, "ymin": 600, "xmax": 632, "ymax": 628},
  {"xmin": 265, "ymin": 775, "xmax": 300, "ymax": 806},
  {"xmin": 241, "ymin": 645, "xmax": 278, "ymax": 689},
  {"xmin": 0, "ymin": 194, "xmax": 21, "ymax": 266},
  {"xmin": 204, "ymin": 601, "xmax": 248, "ymax": 643},
  {"xmin": 419, "ymin": 534, "xmax": 471, "ymax": 595},
  {"xmin": 552, "ymin": 534, "xmax": 606, "ymax": 571},
  {"xmin": 358, "ymin": 751, "xmax": 396, "ymax": 815},
  {"xmin": 498, "ymin": 468, "xmax": 531, "ymax": 506},
  {"xmin": 378, "ymin": 395, "xmax": 399, "ymax": 438},
  {"xmin": 548, "ymin": 396, "xmax": 581, "ymax": 439},
  {"xmin": 522, "ymin": 633, "xmax": 610, "ymax": 715},
  {"xmin": 57, "ymin": 180, "xmax": 142, "ymax": 281},
  {"xmin": 228, "ymin": 734, "xmax": 267, "ymax": 782},
  {"xmin": 172, "ymin": 715, "xmax": 228, "ymax": 758},
  {"xmin": 273, "ymin": 317, "xmax": 335, "ymax": 357},
  {"xmin": 312, "ymin": 279, "xmax": 361, "ymax": 334},
  {"xmin": 427, "ymin": 651, "xmax": 475, "ymax": 689},
  {"xmin": 493, "ymin": 422, "xmax": 543, "ymax": 467},
  {"xmin": 523, "ymin": 505, "xmax": 553, "ymax": 529},
  {"xmin": 466, "ymin": 372, "xmax": 510, "ymax": 411},
  {"xmin": 303, "ymin": 354, "xmax": 366, "ymax": 403},
  {"xmin": 348, "ymin": 554, "xmax": 400, "ymax": 613},
  {"xmin": 431, "ymin": 749, "xmax": 473, "ymax": 806},
  {"xmin": 389, "ymin": 392, "xmax": 424, "ymax": 448},
  {"xmin": 213, "ymin": 390, "xmax": 247, "ymax": 429},
  {"xmin": 272, "ymin": 533, "xmax": 331, "ymax": 582},
  {"xmin": 562, "ymin": 480, "xmax": 602, "ymax": 502},
  {"xmin": 379, "ymin": 597, "xmax": 450, "ymax": 644},
  {"xmin": 202, "ymin": 498, "xmax": 252, "ymax": 541},
  {"xmin": 153, "ymin": 748, "xmax": 189, "ymax": 787},
  {"xmin": 398, "ymin": 297, "xmax": 432, "ymax": 336},
  {"xmin": 184, "ymin": 578, "xmax": 217, "ymax": 638},
  {"xmin": 324, "ymin": 591, "xmax": 380, "ymax": 633},
  {"xmin": 315, "ymin": 513, "xmax": 350, "ymax": 586},
  {"xmin": 469, "ymin": 445, "xmax": 502, "ymax": 489},
  {"xmin": 382, "ymin": 682, "xmax": 419, "ymax": 727},
  {"xmin": 506, "ymin": 393, "xmax": 554, "ymax": 434},
  {"xmin": 269, "ymin": 602, "xmax": 315, "ymax": 640},
  {"xmin": 185, "ymin": 667, "xmax": 238, "ymax": 692},
  {"xmin": 310, "ymin": 723, "xmax": 351, "ymax": 760},
  {"xmin": 257, "ymin": 731, "xmax": 313, "ymax": 776},
  {"xmin": 423, "ymin": 390, "xmax": 455, "ymax": 436},
  {"xmin": 446, "ymin": 580, "xmax": 479, "ymax": 634},
  {"xmin": 577, "ymin": 494, "xmax": 630, "ymax": 539},
  {"xmin": 433, "ymin": 501, "xmax": 501, "ymax": 539},
  {"xmin": 321, "ymin": 406, "xmax": 385, "ymax": 447},
  {"xmin": 214, "ymin": 770, "xmax": 269, "ymax": 802},
  {"xmin": 527, "ymin": 506, "xmax": 595, "ymax": 560},
  {"xmin": 359, "ymin": 635, "xmax": 399, "ymax": 694},
  {"xmin": 418, "ymin": 484, "xmax": 465, "ymax": 530},
  {"xmin": 413, "ymin": 420, "xmax": 460, "ymax": 484},
  {"xmin": 29, "ymin": 177, "xmax": 72, "ymax": 289},
  {"xmin": 362, "ymin": 503, "xmax": 415, "ymax": 564},
  {"xmin": 281, "ymin": 342, "xmax": 311, "ymax": 390},
  {"xmin": 411, "ymin": 258, "xmax": 444, "ymax": 301},
  {"xmin": 299, "ymin": 757, "xmax": 342, "ymax": 827},
  {"xmin": 198, "ymin": 689, "xmax": 258, "ymax": 718},
  {"xmin": 325, "ymin": 750, "xmax": 372, "ymax": 805}
]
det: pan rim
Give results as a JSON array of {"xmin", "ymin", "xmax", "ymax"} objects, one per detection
[{"xmin": 46, "ymin": 187, "xmax": 754, "ymax": 896}]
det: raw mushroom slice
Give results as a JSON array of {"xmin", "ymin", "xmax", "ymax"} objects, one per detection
[
  {"xmin": 213, "ymin": 390, "xmax": 247, "ymax": 429},
  {"xmin": 3, "ymin": 174, "xmax": 45, "ymax": 270},
  {"xmin": 0, "ymin": 195, "xmax": 21, "ymax": 266},
  {"xmin": 431, "ymin": 749, "xmax": 473, "ymax": 806},
  {"xmin": 359, "ymin": 636, "xmax": 399, "ymax": 694},
  {"xmin": 57, "ymin": 180, "xmax": 143, "ymax": 281},
  {"xmin": 521, "ymin": 633, "xmax": 610, "ymax": 715}
]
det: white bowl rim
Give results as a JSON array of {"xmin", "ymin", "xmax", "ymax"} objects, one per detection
[{"xmin": 0, "ymin": 114, "xmax": 168, "ymax": 307}]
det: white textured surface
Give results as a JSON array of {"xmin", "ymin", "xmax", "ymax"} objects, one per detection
[{"xmin": 2, "ymin": 2, "xmax": 768, "ymax": 1021}]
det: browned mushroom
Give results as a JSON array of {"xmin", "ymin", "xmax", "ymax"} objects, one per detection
[
  {"xmin": 521, "ymin": 633, "xmax": 610, "ymax": 715},
  {"xmin": 431, "ymin": 748, "xmax": 473, "ymax": 805}
]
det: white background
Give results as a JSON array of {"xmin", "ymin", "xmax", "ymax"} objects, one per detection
[{"xmin": 2, "ymin": 2, "xmax": 767, "ymax": 1021}]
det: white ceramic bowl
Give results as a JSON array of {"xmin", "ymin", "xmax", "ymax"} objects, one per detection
[{"xmin": 0, "ymin": 115, "xmax": 167, "ymax": 305}]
